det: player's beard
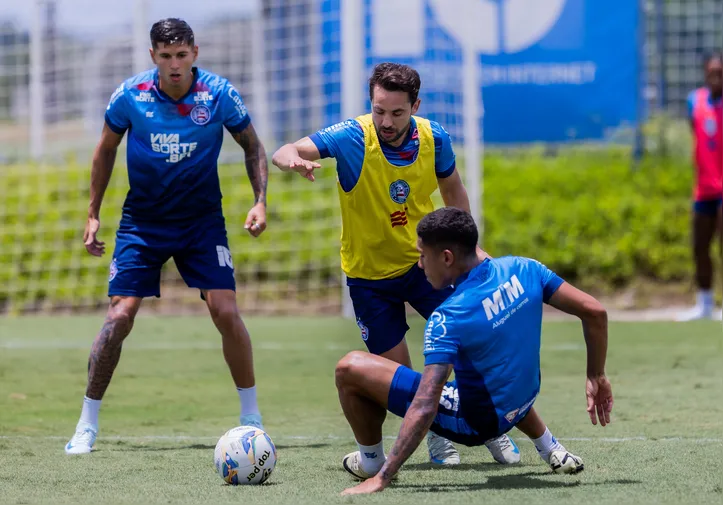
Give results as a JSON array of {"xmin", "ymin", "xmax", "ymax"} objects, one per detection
[{"xmin": 375, "ymin": 121, "xmax": 410, "ymax": 145}]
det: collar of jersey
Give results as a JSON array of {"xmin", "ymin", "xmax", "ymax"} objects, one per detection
[
  {"xmin": 452, "ymin": 258, "xmax": 492, "ymax": 292},
  {"xmin": 152, "ymin": 67, "xmax": 200, "ymax": 103}
]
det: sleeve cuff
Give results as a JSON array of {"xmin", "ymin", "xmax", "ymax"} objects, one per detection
[
  {"xmin": 543, "ymin": 277, "xmax": 565, "ymax": 303},
  {"xmin": 424, "ymin": 352, "xmax": 456, "ymax": 366},
  {"xmin": 225, "ymin": 115, "xmax": 251, "ymax": 134},
  {"xmin": 309, "ymin": 133, "xmax": 330, "ymax": 159},
  {"xmin": 436, "ymin": 161, "xmax": 456, "ymax": 179},
  {"xmin": 104, "ymin": 113, "xmax": 127, "ymax": 135}
]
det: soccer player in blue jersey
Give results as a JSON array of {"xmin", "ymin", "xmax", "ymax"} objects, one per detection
[
  {"xmin": 336, "ymin": 208, "xmax": 614, "ymax": 494},
  {"xmin": 273, "ymin": 63, "xmax": 518, "ymax": 465},
  {"xmin": 65, "ymin": 19, "xmax": 268, "ymax": 454}
]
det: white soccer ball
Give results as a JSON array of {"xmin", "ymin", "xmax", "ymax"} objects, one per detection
[{"xmin": 214, "ymin": 426, "xmax": 277, "ymax": 485}]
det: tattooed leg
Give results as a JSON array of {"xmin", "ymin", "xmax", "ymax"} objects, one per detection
[
  {"xmin": 85, "ymin": 296, "xmax": 141, "ymax": 400},
  {"xmin": 335, "ymin": 351, "xmax": 399, "ymax": 445}
]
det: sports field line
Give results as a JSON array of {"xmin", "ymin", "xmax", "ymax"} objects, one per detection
[
  {"xmin": 1, "ymin": 435, "xmax": 720, "ymax": 444},
  {"xmin": 0, "ymin": 341, "xmax": 586, "ymax": 352}
]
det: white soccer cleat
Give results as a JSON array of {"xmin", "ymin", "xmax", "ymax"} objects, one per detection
[
  {"xmin": 427, "ymin": 432, "xmax": 461, "ymax": 465},
  {"xmin": 484, "ymin": 433, "xmax": 521, "ymax": 464},
  {"xmin": 675, "ymin": 305, "xmax": 713, "ymax": 321},
  {"xmin": 342, "ymin": 451, "xmax": 375, "ymax": 481},
  {"xmin": 64, "ymin": 423, "xmax": 97, "ymax": 455},
  {"xmin": 549, "ymin": 450, "xmax": 584, "ymax": 474}
]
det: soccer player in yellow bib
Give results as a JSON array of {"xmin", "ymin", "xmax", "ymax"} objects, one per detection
[{"xmin": 272, "ymin": 63, "xmax": 519, "ymax": 470}]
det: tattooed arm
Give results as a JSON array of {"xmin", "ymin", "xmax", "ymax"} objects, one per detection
[
  {"xmin": 381, "ymin": 364, "xmax": 452, "ymax": 482},
  {"xmin": 232, "ymin": 123, "xmax": 268, "ymax": 205},
  {"xmin": 342, "ymin": 363, "xmax": 453, "ymax": 496},
  {"xmin": 232, "ymin": 124, "xmax": 269, "ymax": 236}
]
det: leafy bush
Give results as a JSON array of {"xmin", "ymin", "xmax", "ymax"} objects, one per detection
[
  {"xmin": 0, "ymin": 149, "xmax": 704, "ymax": 312},
  {"xmin": 482, "ymin": 149, "xmax": 698, "ymax": 291}
]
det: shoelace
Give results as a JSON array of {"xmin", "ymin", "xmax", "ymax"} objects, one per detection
[
  {"xmin": 495, "ymin": 435, "xmax": 512, "ymax": 452},
  {"xmin": 73, "ymin": 428, "xmax": 95, "ymax": 446},
  {"xmin": 428, "ymin": 434, "xmax": 456, "ymax": 458}
]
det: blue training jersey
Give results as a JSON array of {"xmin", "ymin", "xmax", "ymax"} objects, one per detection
[
  {"xmin": 309, "ymin": 117, "xmax": 456, "ymax": 192},
  {"xmin": 105, "ymin": 67, "xmax": 251, "ymax": 221},
  {"xmin": 423, "ymin": 256, "xmax": 564, "ymax": 432}
]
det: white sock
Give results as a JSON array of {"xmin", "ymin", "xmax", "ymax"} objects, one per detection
[
  {"xmin": 79, "ymin": 396, "xmax": 101, "ymax": 427},
  {"xmin": 698, "ymin": 290, "xmax": 713, "ymax": 310},
  {"xmin": 532, "ymin": 427, "xmax": 565, "ymax": 463},
  {"xmin": 357, "ymin": 440, "xmax": 386, "ymax": 474},
  {"xmin": 237, "ymin": 386, "xmax": 259, "ymax": 416}
]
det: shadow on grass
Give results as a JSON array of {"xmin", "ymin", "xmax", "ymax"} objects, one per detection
[
  {"xmin": 402, "ymin": 462, "xmax": 510, "ymax": 472},
  {"xmin": 391, "ymin": 472, "xmax": 641, "ymax": 492}
]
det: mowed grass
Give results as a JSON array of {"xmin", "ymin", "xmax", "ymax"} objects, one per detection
[{"xmin": 0, "ymin": 315, "xmax": 722, "ymax": 504}]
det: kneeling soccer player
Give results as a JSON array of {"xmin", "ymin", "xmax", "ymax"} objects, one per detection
[{"xmin": 336, "ymin": 207, "xmax": 614, "ymax": 495}]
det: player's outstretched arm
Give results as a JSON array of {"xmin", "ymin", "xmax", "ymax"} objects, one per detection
[
  {"xmin": 232, "ymin": 124, "xmax": 269, "ymax": 237},
  {"xmin": 342, "ymin": 363, "xmax": 452, "ymax": 496},
  {"xmin": 547, "ymin": 282, "xmax": 613, "ymax": 426},
  {"xmin": 271, "ymin": 137, "xmax": 321, "ymax": 182},
  {"xmin": 85, "ymin": 124, "xmax": 124, "ymax": 256}
]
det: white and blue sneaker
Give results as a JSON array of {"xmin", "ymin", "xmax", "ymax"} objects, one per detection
[
  {"xmin": 484, "ymin": 434, "xmax": 521, "ymax": 464},
  {"xmin": 64, "ymin": 422, "xmax": 97, "ymax": 455},
  {"xmin": 427, "ymin": 432, "xmax": 461, "ymax": 465},
  {"xmin": 240, "ymin": 413, "xmax": 264, "ymax": 431}
]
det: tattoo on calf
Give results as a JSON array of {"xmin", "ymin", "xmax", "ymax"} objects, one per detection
[{"xmin": 85, "ymin": 317, "xmax": 131, "ymax": 399}]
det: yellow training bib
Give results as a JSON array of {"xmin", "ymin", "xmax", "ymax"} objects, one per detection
[{"xmin": 338, "ymin": 114, "xmax": 437, "ymax": 280}]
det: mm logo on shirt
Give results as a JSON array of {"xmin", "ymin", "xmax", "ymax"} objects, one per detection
[
  {"xmin": 150, "ymin": 133, "xmax": 198, "ymax": 163},
  {"xmin": 482, "ymin": 275, "xmax": 526, "ymax": 321}
]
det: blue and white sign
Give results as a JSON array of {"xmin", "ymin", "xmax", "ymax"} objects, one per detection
[{"xmin": 321, "ymin": 0, "xmax": 643, "ymax": 144}]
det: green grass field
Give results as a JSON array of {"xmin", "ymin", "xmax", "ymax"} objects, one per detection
[{"xmin": 1, "ymin": 316, "xmax": 721, "ymax": 504}]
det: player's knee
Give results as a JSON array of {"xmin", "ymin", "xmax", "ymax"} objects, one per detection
[
  {"xmin": 335, "ymin": 351, "xmax": 367, "ymax": 390},
  {"xmin": 208, "ymin": 300, "xmax": 240, "ymax": 326},
  {"xmin": 106, "ymin": 298, "xmax": 138, "ymax": 338},
  {"xmin": 104, "ymin": 312, "xmax": 134, "ymax": 343}
]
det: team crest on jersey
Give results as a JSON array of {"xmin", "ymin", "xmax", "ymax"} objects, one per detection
[
  {"xmin": 190, "ymin": 104, "xmax": 211, "ymax": 125},
  {"xmin": 389, "ymin": 179, "xmax": 410, "ymax": 204},
  {"xmin": 356, "ymin": 318, "xmax": 369, "ymax": 341},
  {"xmin": 109, "ymin": 258, "xmax": 118, "ymax": 281},
  {"xmin": 704, "ymin": 117, "xmax": 718, "ymax": 136}
]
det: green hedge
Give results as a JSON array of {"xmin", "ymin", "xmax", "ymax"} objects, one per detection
[
  {"xmin": 0, "ymin": 149, "xmax": 704, "ymax": 312},
  {"xmin": 481, "ymin": 149, "xmax": 698, "ymax": 290}
]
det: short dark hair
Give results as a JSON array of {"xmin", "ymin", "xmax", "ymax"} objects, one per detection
[
  {"xmin": 417, "ymin": 208, "xmax": 478, "ymax": 258},
  {"xmin": 150, "ymin": 18, "xmax": 195, "ymax": 49},
  {"xmin": 368, "ymin": 62, "xmax": 421, "ymax": 104}
]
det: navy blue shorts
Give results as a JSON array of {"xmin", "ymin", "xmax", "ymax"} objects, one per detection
[
  {"xmin": 694, "ymin": 198, "xmax": 723, "ymax": 216},
  {"xmin": 108, "ymin": 213, "xmax": 235, "ymax": 298},
  {"xmin": 388, "ymin": 366, "xmax": 502, "ymax": 446},
  {"xmin": 347, "ymin": 264, "xmax": 454, "ymax": 355}
]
